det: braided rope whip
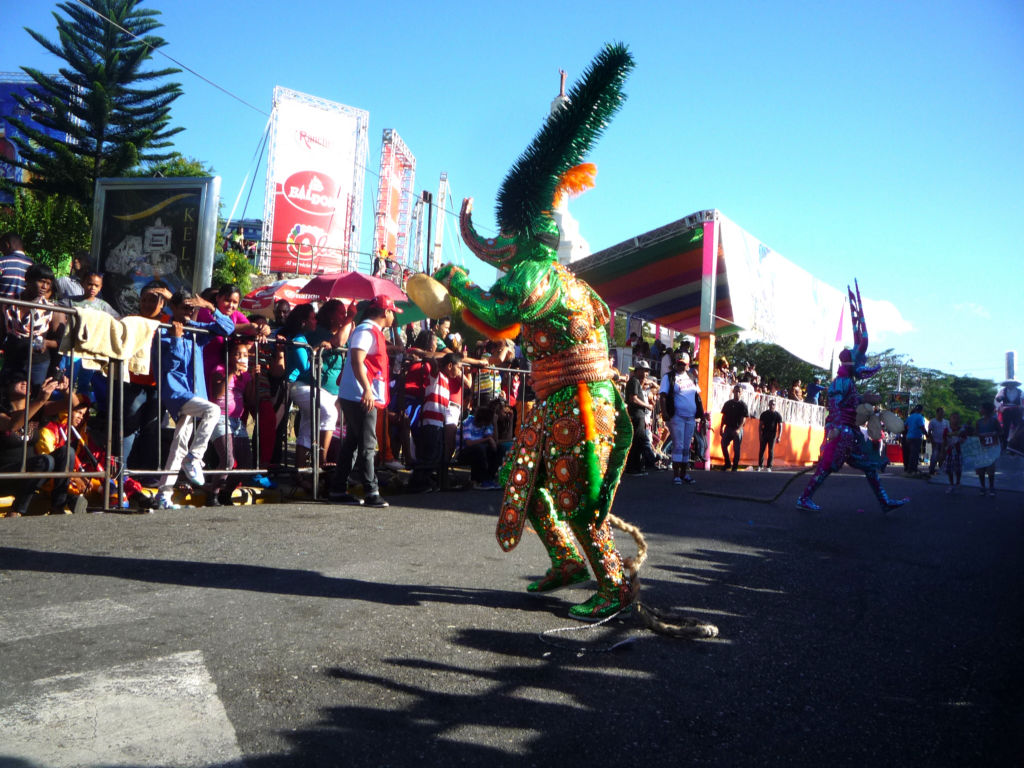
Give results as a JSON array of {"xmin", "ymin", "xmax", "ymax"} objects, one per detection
[{"xmin": 539, "ymin": 513, "xmax": 719, "ymax": 651}]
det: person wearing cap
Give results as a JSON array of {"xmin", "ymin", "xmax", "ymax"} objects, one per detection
[
  {"xmin": 659, "ymin": 351, "xmax": 705, "ymax": 485},
  {"xmin": 625, "ymin": 359, "xmax": 665, "ymax": 474},
  {"xmin": 328, "ymin": 295, "xmax": 401, "ymax": 508}
]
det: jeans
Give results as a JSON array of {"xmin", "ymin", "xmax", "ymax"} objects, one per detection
[
  {"xmin": 409, "ymin": 424, "xmax": 444, "ymax": 490},
  {"xmin": 159, "ymin": 397, "xmax": 221, "ymax": 493},
  {"xmin": 722, "ymin": 427, "xmax": 743, "ymax": 469},
  {"xmin": 459, "ymin": 441, "xmax": 499, "ymax": 482},
  {"xmin": 668, "ymin": 415, "xmax": 696, "ymax": 465},
  {"xmin": 904, "ymin": 437, "xmax": 922, "ymax": 472},
  {"xmin": 331, "ymin": 398, "xmax": 379, "ymax": 496},
  {"xmin": 758, "ymin": 436, "xmax": 776, "ymax": 468},
  {"xmin": 626, "ymin": 412, "xmax": 661, "ymax": 471},
  {"xmin": 1, "ymin": 447, "xmax": 72, "ymax": 514}
]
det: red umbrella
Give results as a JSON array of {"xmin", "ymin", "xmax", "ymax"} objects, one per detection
[{"xmin": 300, "ymin": 271, "xmax": 407, "ymax": 303}]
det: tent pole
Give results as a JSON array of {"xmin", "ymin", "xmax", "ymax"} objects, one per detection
[{"xmin": 695, "ymin": 217, "xmax": 720, "ymax": 471}]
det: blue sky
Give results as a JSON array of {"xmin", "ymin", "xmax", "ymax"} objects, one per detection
[{"xmin": 4, "ymin": 0, "xmax": 1022, "ymax": 383}]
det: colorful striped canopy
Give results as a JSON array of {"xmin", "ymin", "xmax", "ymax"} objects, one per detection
[{"xmin": 570, "ymin": 210, "xmax": 742, "ymax": 335}]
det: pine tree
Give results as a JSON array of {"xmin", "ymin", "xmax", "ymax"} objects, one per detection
[{"xmin": 6, "ymin": 0, "xmax": 183, "ymax": 207}]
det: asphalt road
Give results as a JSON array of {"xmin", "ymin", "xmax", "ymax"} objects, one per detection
[{"xmin": 1, "ymin": 466, "xmax": 1022, "ymax": 767}]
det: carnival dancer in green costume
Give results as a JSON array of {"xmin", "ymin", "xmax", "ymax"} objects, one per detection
[{"xmin": 433, "ymin": 44, "xmax": 636, "ymax": 620}]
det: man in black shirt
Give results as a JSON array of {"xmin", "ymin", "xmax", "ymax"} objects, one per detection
[
  {"xmin": 720, "ymin": 385, "xmax": 749, "ymax": 471},
  {"xmin": 624, "ymin": 359, "xmax": 663, "ymax": 474},
  {"xmin": 758, "ymin": 399, "xmax": 783, "ymax": 471}
]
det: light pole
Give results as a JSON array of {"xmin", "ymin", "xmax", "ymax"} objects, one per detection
[{"xmin": 897, "ymin": 357, "xmax": 914, "ymax": 391}]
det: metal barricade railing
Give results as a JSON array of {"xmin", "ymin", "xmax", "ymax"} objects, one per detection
[
  {"xmin": 708, "ymin": 380, "xmax": 826, "ymax": 428},
  {"xmin": 0, "ymin": 295, "xmax": 108, "ymax": 509}
]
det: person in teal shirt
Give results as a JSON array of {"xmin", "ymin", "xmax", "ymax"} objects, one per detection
[{"xmin": 903, "ymin": 404, "xmax": 926, "ymax": 475}]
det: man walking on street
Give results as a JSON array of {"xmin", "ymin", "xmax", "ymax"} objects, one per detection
[
  {"xmin": 903, "ymin": 404, "xmax": 926, "ymax": 475},
  {"xmin": 720, "ymin": 384, "xmax": 749, "ymax": 471},
  {"xmin": 328, "ymin": 296, "xmax": 401, "ymax": 508},
  {"xmin": 927, "ymin": 407, "xmax": 949, "ymax": 476},
  {"xmin": 757, "ymin": 399, "xmax": 783, "ymax": 471}
]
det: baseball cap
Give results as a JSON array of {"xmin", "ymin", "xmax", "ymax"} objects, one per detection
[
  {"xmin": 674, "ymin": 351, "xmax": 690, "ymax": 363},
  {"xmin": 371, "ymin": 295, "xmax": 403, "ymax": 313},
  {"xmin": 633, "ymin": 359, "xmax": 650, "ymax": 371}
]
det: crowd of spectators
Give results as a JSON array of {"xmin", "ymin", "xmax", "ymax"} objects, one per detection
[{"xmin": 4, "ymin": 232, "xmax": 1015, "ymax": 515}]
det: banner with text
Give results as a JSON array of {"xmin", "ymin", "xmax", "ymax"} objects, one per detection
[{"xmin": 264, "ymin": 89, "xmax": 367, "ymax": 273}]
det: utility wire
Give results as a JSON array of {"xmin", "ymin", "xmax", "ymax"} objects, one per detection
[{"xmin": 70, "ymin": 0, "xmax": 269, "ymax": 117}]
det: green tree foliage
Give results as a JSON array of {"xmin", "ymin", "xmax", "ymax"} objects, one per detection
[
  {"xmin": 126, "ymin": 153, "xmax": 214, "ymax": 179},
  {"xmin": 210, "ymin": 250, "xmax": 252, "ymax": 296},
  {"xmin": 862, "ymin": 348, "xmax": 996, "ymax": 419},
  {"xmin": 7, "ymin": 0, "xmax": 183, "ymax": 208},
  {"xmin": 0, "ymin": 187, "xmax": 90, "ymax": 275},
  {"xmin": 726, "ymin": 339, "xmax": 828, "ymax": 391}
]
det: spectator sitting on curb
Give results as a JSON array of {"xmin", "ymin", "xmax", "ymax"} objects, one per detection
[{"xmin": 458, "ymin": 401, "xmax": 501, "ymax": 490}]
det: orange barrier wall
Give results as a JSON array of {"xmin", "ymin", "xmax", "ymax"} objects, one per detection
[{"xmin": 706, "ymin": 414, "xmax": 823, "ymax": 468}]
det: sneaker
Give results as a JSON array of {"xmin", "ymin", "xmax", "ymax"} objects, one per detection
[
  {"xmin": 683, "ymin": 474, "xmax": 696, "ymax": 485},
  {"xmin": 182, "ymin": 459, "xmax": 205, "ymax": 487},
  {"xmin": 327, "ymin": 491, "xmax": 364, "ymax": 505},
  {"xmin": 384, "ymin": 460, "xmax": 405, "ymax": 471},
  {"xmin": 154, "ymin": 495, "xmax": 182, "ymax": 510},
  {"xmin": 755, "ymin": 466, "xmax": 762, "ymax": 472},
  {"xmin": 796, "ymin": 497, "xmax": 821, "ymax": 512},
  {"xmin": 363, "ymin": 493, "xmax": 389, "ymax": 508},
  {"xmin": 765, "ymin": 467, "xmax": 772, "ymax": 473},
  {"xmin": 673, "ymin": 476, "xmax": 683, "ymax": 486}
]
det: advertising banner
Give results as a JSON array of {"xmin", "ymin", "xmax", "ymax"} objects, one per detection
[
  {"xmin": 372, "ymin": 129, "xmax": 416, "ymax": 266},
  {"xmin": 264, "ymin": 89, "xmax": 368, "ymax": 274},
  {"xmin": 91, "ymin": 177, "xmax": 219, "ymax": 316},
  {"xmin": 0, "ymin": 76, "xmax": 73, "ymax": 205},
  {"xmin": 719, "ymin": 214, "xmax": 850, "ymax": 370}
]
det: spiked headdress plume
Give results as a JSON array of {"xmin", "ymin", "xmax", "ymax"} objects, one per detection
[{"xmin": 495, "ymin": 43, "xmax": 634, "ymax": 237}]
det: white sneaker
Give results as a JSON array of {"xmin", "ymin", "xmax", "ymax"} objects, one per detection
[
  {"xmin": 183, "ymin": 458, "xmax": 205, "ymax": 487},
  {"xmin": 384, "ymin": 460, "xmax": 405, "ymax": 471},
  {"xmin": 765, "ymin": 467, "xmax": 772, "ymax": 473},
  {"xmin": 154, "ymin": 495, "xmax": 182, "ymax": 510}
]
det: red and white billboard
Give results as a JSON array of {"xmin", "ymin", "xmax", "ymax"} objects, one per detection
[
  {"xmin": 372, "ymin": 129, "xmax": 416, "ymax": 265},
  {"xmin": 261, "ymin": 88, "xmax": 368, "ymax": 274}
]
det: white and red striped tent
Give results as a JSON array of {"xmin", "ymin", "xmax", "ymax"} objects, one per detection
[{"xmin": 239, "ymin": 278, "xmax": 316, "ymax": 316}]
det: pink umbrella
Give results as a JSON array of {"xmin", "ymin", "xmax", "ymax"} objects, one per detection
[
  {"xmin": 240, "ymin": 278, "xmax": 315, "ymax": 314},
  {"xmin": 300, "ymin": 271, "xmax": 407, "ymax": 303}
]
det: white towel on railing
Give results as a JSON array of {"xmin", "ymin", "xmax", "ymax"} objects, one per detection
[{"xmin": 59, "ymin": 307, "xmax": 161, "ymax": 378}]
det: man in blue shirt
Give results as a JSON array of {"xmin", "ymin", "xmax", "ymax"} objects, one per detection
[
  {"xmin": 0, "ymin": 232, "xmax": 34, "ymax": 300},
  {"xmin": 153, "ymin": 287, "xmax": 234, "ymax": 509},
  {"xmin": 903, "ymin": 404, "xmax": 926, "ymax": 475}
]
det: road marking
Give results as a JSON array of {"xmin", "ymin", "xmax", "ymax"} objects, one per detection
[
  {"xmin": 0, "ymin": 597, "xmax": 141, "ymax": 644},
  {"xmin": 0, "ymin": 651, "xmax": 244, "ymax": 767}
]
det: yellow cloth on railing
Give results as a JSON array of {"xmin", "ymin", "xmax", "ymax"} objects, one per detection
[{"xmin": 59, "ymin": 307, "xmax": 161, "ymax": 379}]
